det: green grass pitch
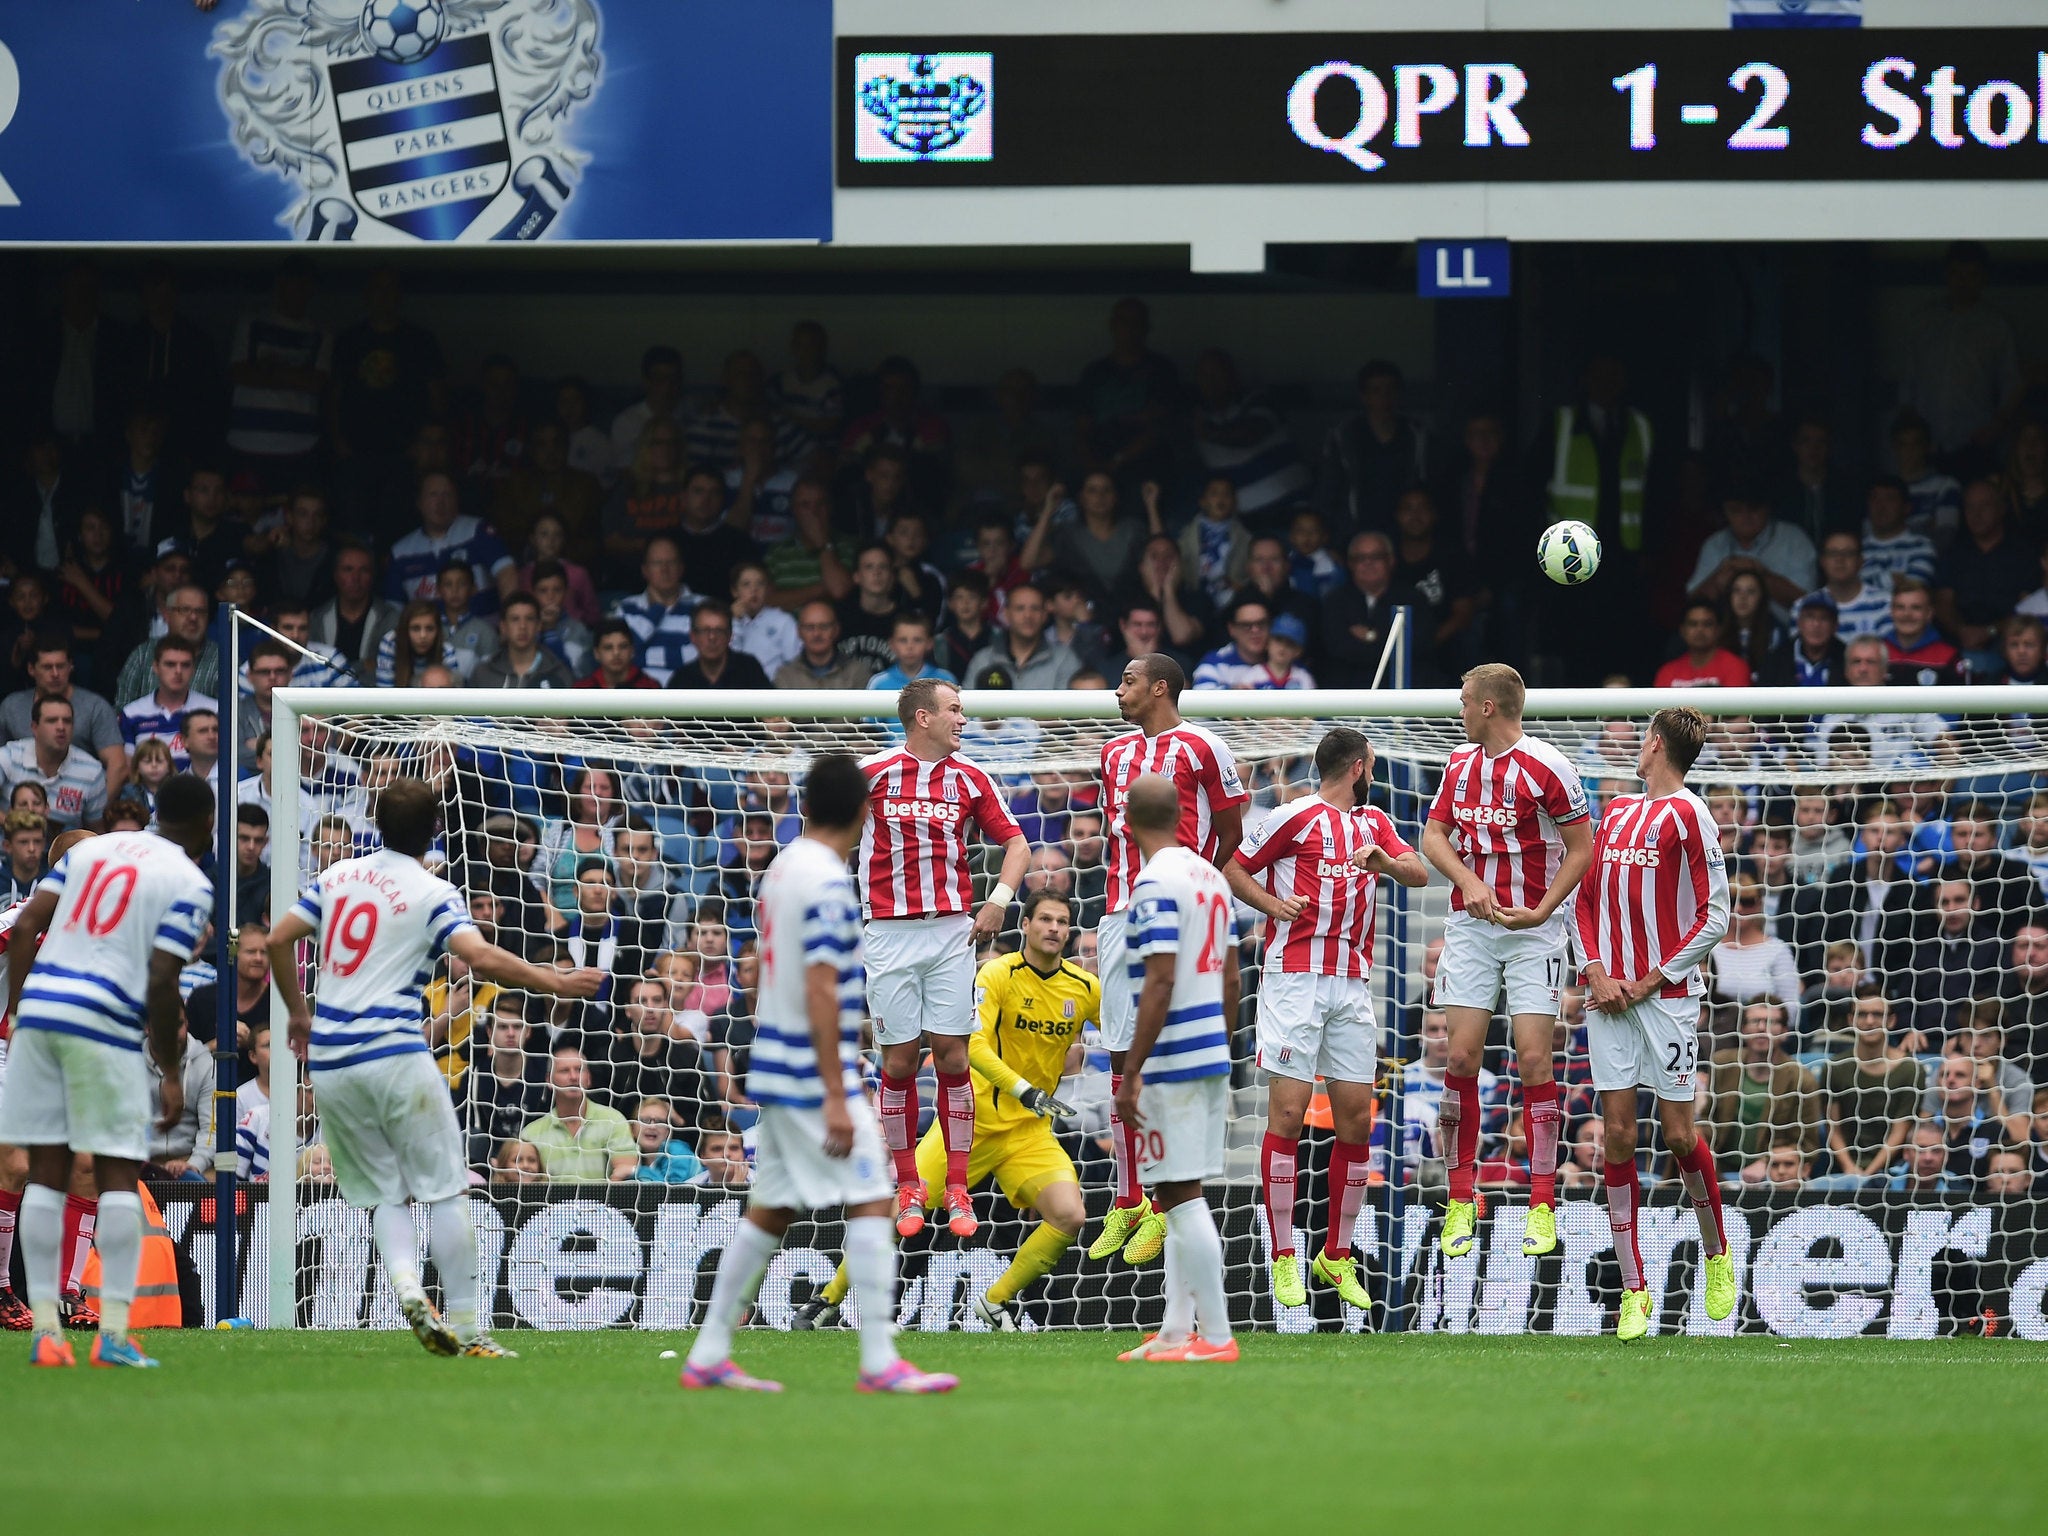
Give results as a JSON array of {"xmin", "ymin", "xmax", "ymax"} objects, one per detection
[{"xmin": 10, "ymin": 1332, "xmax": 2047, "ymax": 1533}]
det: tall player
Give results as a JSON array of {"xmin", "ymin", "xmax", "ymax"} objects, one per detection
[
  {"xmin": 0, "ymin": 775, "xmax": 214, "ymax": 1368},
  {"xmin": 798, "ymin": 886, "xmax": 1093, "ymax": 1333},
  {"xmin": 1420, "ymin": 663, "xmax": 1593, "ymax": 1261},
  {"xmin": 1092, "ymin": 655, "xmax": 1247, "ymax": 1267},
  {"xmin": 268, "ymin": 777, "xmax": 604, "ymax": 1358},
  {"xmin": 1225, "ymin": 728, "xmax": 1427, "ymax": 1312},
  {"xmin": 1574, "ymin": 706, "xmax": 1737, "ymax": 1341},
  {"xmin": 1116, "ymin": 774, "xmax": 1240, "ymax": 1362},
  {"xmin": 860, "ymin": 678, "xmax": 1030, "ymax": 1241},
  {"xmin": 683, "ymin": 753, "xmax": 955, "ymax": 1394}
]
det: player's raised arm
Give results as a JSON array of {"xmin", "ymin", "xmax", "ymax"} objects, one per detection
[{"xmin": 444, "ymin": 926, "xmax": 605, "ymax": 1000}]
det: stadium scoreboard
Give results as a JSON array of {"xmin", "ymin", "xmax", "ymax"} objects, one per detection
[{"xmin": 842, "ymin": 28, "xmax": 2048, "ymax": 186}]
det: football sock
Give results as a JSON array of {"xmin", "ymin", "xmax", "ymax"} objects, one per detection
[
  {"xmin": 936, "ymin": 1069, "xmax": 974, "ymax": 1189},
  {"xmin": 1325, "ymin": 1140, "xmax": 1371, "ymax": 1262},
  {"xmin": 687, "ymin": 1219, "xmax": 778, "ymax": 1369},
  {"xmin": 1166, "ymin": 1200, "xmax": 1232, "ymax": 1346},
  {"xmin": 93, "ymin": 1191, "xmax": 141, "ymax": 1338},
  {"xmin": 61, "ymin": 1194, "xmax": 96, "ymax": 1294},
  {"xmin": 1158, "ymin": 1219, "xmax": 1194, "ymax": 1344},
  {"xmin": 987, "ymin": 1222, "xmax": 1074, "ymax": 1307},
  {"xmin": 428, "ymin": 1196, "xmax": 480, "ymax": 1341},
  {"xmin": 1676, "ymin": 1139, "xmax": 1728, "ymax": 1259},
  {"xmin": 372, "ymin": 1204, "xmax": 422, "ymax": 1297},
  {"xmin": 1604, "ymin": 1159, "xmax": 1644, "ymax": 1291},
  {"xmin": 1442, "ymin": 1073, "xmax": 1480, "ymax": 1203},
  {"xmin": 1109, "ymin": 1075, "xmax": 1141, "ymax": 1209},
  {"xmin": 819, "ymin": 1263, "xmax": 851, "ymax": 1308},
  {"xmin": 878, "ymin": 1073, "xmax": 920, "ymax": 1185},
  {"xmin": 20, "ymin": 1184, "xmax": 63, "ymax": 1334},
  {"xmin": 0, "ymin": 1186, "xmax": 18, "ymax": 1286},
  {"xmin": 1259, "ymin": 1132, "xmax": 1298, "ymax": 1259},
  {"xmin": 1525, "ymin": 1081, "xmax": 1562, "ymax": 1208},
  {"xmin": 845, "ymin": 1215, "xmax": 900, "ymax": 1376}
]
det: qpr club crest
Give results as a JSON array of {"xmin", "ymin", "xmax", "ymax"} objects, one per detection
[
  {"xmin": 854, "ymin": 52, "xmax": 993, "ymax": 162},
  {"xmin": 212, "ymin": 0, "xmax": 603, "ymax": 243}
]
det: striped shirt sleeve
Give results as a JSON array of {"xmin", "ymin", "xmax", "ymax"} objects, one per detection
[
  {"xmin": 1233, "ymin": 803, "xmax": 1296, "ymax": 875},
  {"xmin": 802, "ymin": 887, "xmax": 862, "ymax": 963},
  {"xmin": 425, "ymin": 890, "xmax": 476, "ymax": 957},
  {"xmin": 1129, "ymin": 886, "xmax": 1180, "ymax": 956},
  {"xmin": 288, "ymin": 881, "xmax": 323, "ymax": 930},
  {"xmin": 154, "ymin": 879, "xmax": 216, "ymax": 960}
]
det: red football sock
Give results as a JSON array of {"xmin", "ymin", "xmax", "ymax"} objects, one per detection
[
  {"xmin": 1675, "ymin": 1139, "xmax": 1727, "ymax": 1258},
  {"xmin": 62, "ymin": 1194, "xmax": 97, "ymax": 1295},
  {"xmin": 935, "ymin": 1069, "xmax": 974, "ymax": 1189},
  {"xmin": 877, "ymin": 1074, "xmax": 921, "ymax": 1185},
  {"xmin": 1325, "ymin": 1140, "xmax": 1372, "ymax": 1262},
  {"xmin": 0, "ymin": 1187, "xmax": 18, "ymax": 1284},
  {"xmin": 1525, "ymin": 1081, "xmax": 1562, "ymax": 1209},
  {"xmin": 1259, "ymin": 1132, "xmax": 1298, "ymax": 1258},
  {"xmin": 1603, "ymin": 1160, "xmax": 1643, "ymax": 1291},
  {"xmin": 1442, "ymin": 1072, "xmax": 1481, "ymax": 1203},
  {"xmin": 1110, "ymin": 1075, "xmax": 1141, "ymax": 1209}
]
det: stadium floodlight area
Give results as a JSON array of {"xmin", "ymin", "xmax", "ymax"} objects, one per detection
[{"xmin": 233, "ymin": 685, "xmax": 2048, "ymax": 1341}]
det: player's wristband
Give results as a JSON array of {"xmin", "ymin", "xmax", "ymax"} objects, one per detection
[{"xmin": 986, "ymin": 881, "xmax": 1017, "ymax": 910}]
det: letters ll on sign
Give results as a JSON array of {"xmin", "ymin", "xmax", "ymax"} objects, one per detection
[{"xmin": 1418, "ymin": 240, "xmax": 1511, "ymax": 298}]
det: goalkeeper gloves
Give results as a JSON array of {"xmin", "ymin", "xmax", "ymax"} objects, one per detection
[{"xmin": 1015, "ymin": 1084, "xmax": 1076, "ymax": 1119}]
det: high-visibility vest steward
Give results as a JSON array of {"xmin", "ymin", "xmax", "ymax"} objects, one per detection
[
  {"xmin": 81, "ymin": 1184, "xmax": 184, "ymax": 1328},
  {"xmin": 1547, "ymin": 405, "xmax": 1652, "ymax": 553}
]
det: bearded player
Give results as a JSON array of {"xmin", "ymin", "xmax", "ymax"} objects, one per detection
[
  {"xmin": 1419, "ymin": 663, "xmax": 1592, "ymax": 1261},
  {"xmin": 1091, "ymin": 655, "xmax": 1247, "ymax": 1268},
  {"xmin": 859, "ymin": 677, "xmax": 1030, "ymax": 1241},
  {"xmin": 1574, "ymin": 706, "xmax": 1736, "ymax": 1341},
  {"xmin": 1226, "ymin": 728, "xmax": 1427, "ymax": 1313},
  {"xmin": 798, "ymin": 886, "xmax": 1093, "ymax": 1332}
]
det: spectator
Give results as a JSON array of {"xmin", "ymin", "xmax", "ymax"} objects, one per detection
[
  {"xmin": 1714, "ymin": 872, "xmax": 1804, "ymax": 1013},
  {"xmin": 575, "ymin": 618, "xmax": 662, "ymax": 691},
  {"xmin": 466, "ymin": 999, "xmax": 550, "ymax": 1169},
  {"xmin": 1074, "ymin": 298, "xmax": 1177, "ymax": 486},
  {"xmin": 184, "ymin": 708, "xmax": 220, "ymax": 787},
  {"xmin": 311, "ymin": 542, "xmax": 399, "ymax": 672},
  {"xmin": 1928, "ymin": 801, "xmax": 2047, "ymax": 937},
  {"xmin": 764, "ymin": 477, "xmax": 855, "ymax": 610},
  {"xmin": 1860, "ymin": 474, "xmax": 1939, "ymax": 590},
  {"xmin": 1927, "ymin": 1051, "xmax": 2004, "ymax": 1181},
  {"xmin": 671, "ymin": 460, "xmax": 754, "ymax": 598},
  {"xmin": 1810, "ymin": 529, "xmax": 1894, "ymax": 640},
  {"xmin": 225, "ymin": 258, "xmax": 330, "ymax": 490},
  {"xmin": 1896, "ymin": 878, "xmax": 2000, "ymax": 1049},
  {"xmin": 51, "ymin": 506, "xmax": 127, "ymax": 661},
  {"xmin": 521, "ymin": 511, "xmax": 601, "ymax": 624},
  {"xmin": 1024, "ymin": 470, "xmax": 1148, "ymax": 603},
  {"xmin": 1719, "ymin": 569, "xmax": 1784, "ymax": 678},
  {"xmin": 630, "ymin": 1097, "xmax": 707, "ymax": 1185},
  {"xmin": 966, "ymin": 584, "xmax": 1080, "ymax": 691},
  {"xmin": 435, "ymin": 561, "xmax": 499, "ymax": 677},
  {"xmin": 609, "ymin": 345, "xmax": 686, "ymax": 470},
  {"xmin": 1391, "ymin": 485, "xmax": 1481, "ymax": 680},
  {"xmin": 1941, "ymin": 998, "xmax": 2034, "ymax": 1141},
  {"xmin": 1787, "ymin": 786, "xmax": 1853, "ymax": 886},
  {"xmin": 727, "ymin": 415, "xmax": 800, "ymax": 550},
  {"xmin": 0, "ymin": 574, "xmax": 76, "ymax": 695},
  {"xmin": 668, "ymin": 600, "xmax": 770, "ymax": 690},
  {"xmin": 1096, "ymin": 600, "xmax": 1166, "ymax": 685},
  {"xmin": 1, "ymin": 809, "xmax": 44, "ymax": 904},
  {"xmin": 1234, "ymin": 534, "xmax": 1323, "ymax": 653},
  {"xmin": 1319, "ymin": 358, "xmax": 1426, "ymax": 537},
  {"xmin": 143, "ymin": 1020, "xmax": 217, "ymax": 1181},
  {"xmin": 2000, "ymin": 923, "xmax": 2048, "ymax": 1077},
  {"xmin": 233, "ymin": 803, "xmax": 270, "ymax": 920},
  {"xmin": 688, "ymin": 350, "xmax": 801, "ymax": 472},
  {"xmin": 536, "ymin": 767, "xmax": 623, "ymax": 914},
  {"xmin": 1176, "ymin": 475, "xmax": 1253, "ymax": 605},
  {"xmin": 1888, "ymin": 1119, "xmax": 1963, "ymax": 1195},
  {"xmin": 113, "ymin": 581, "xmax": 217, "ymax": 707},
  {"xmin": 1193, "ymin": 596, "xmax": 1277, "ymax": 690},
  {"xmin": 695, "ymin": 1122, "xmax": 751, "ymax": 1189},
  {"xmin": 387, "ymin": 470, "xmax": 517, "ymax": 615},
  {"xmin": 1322, "ymin": 531, "xmax": 1419, "ymax": 687},
  {"xmin": 591, "ymin": 981, "xmax": 706, "ymax": 1118},
  {"xmin": 449, "ymin": 352, "xmax": 529, "ymax": 491},
  {"xmin": 935, "ymin": 570, "xmax": 994, "ymax": 680},
  {"xmin": 258, "ymin": 488, "xmax": 335, "ymax": 611},
  {"xmin": 1885, "ymin": 575, "xmax": 1966, "ymax": 684},
  {"xmin": 128, "ymin": 738, "xmax": 173, "ymax": 813},
  {"xmin": 721, "ymin": 561, "xmax": 797, "ymax": 678},
  {"xmin": 0, "ymin": 640, "xmax": 125, "ymax": 798},
  {"xmin": 866, "ymin": 613, "xmax": 954, "ymax": 699},
  {"xmin": 1687, "ymin": 485, "xmax": 1817, "ymax": 611},
  {"xmin": 833, "ymin": 542, "xmax": 907, "ymax": 674},
  {"xmin": 119, "ymin": 636, "xmax": 213, "ymax": 770},
  {"xmin": 528, "ymin": 561, "xmax": 594, "ymax": 675},
  {"xmin": 1891, "ymin": 411, "xmax": 1965, "ymax": 541},
  {"xmin": 881, "ymin": 510, "xmax": 946, "ymax": 622},
  {"xmin": 373, "ymin": 600, "xmax": 459, "ymax": 689},
  {"xmin": 966, "ymin": 512, "xmax": 1030, "ymax": 623},
  {"xmin": 767, "ymin": 319, "xmax": 845, "ymax": 449},
  {"xmin": 489, "ymin": 1139, "xmax": 546, "ymax": 1185},
  {"xmin": 613, "ymin": 820, "xmax": 688, "ymax": 952},
  {"xmin": 1258, "ymin": 613, "xmax": 1316, "ymax": 690},
  {"xmin": 610, "ymin": 535, "xmax": 701, "ymax": 684},
  {"xmin": 1045, "ymin": 579, "xmax": 1106, "ymax": 673},
  {"xmin": 492, "ymin": 417, "xmax": 602, "ymax": 571},
  {"xmin": 840, "ymin": 355, "xmax": 952, "ymax": 511},
  {"xmin": 1706, "ymin": 997, "xmax": 1822, "ymax": 1181},
  {"xmin": 1764, "ymin": 1137, "xmax": 1811, "ymax": 1190},
  {"xmin": 329, "ymin": 266, "xmax": 447, "ymax": 520},
  {"xmin": 1187, "ymin": 348, "xmax": 1311, "ymax": 522},
  {"xmin": 774, "ymin": 602, "xmax": 872, "ymax": 690},
  {"xmin": 1759, "ymin": 592, "xmax": 1848, "ymax": 687},
  {"xmin": 470, "ymin": 592, "xmax": 575, "ymax": 689},
  {"xmin": 184, "ymin": 919, "xmax": 271, "ymax": 1060},
  {"xmin": 1799, "ymin": 938, "xmax": 1865, "ymax": 1048},
  {"xmin": 1775, "ymin": 415, "xmax": 1860, "ymax": 546},
  {"xmin": 1655, "ymin": 601, "xmax": 1753, "ymax": 689},
  {"xmin": 1820, "ymin": 984, "xmax": 1924, "ymax": 1187},
  {"xmin": 1904, "ymin": 242, "xmax": 2024, "ymax": 473},
  {"xmin": 1935, "ymin": 478, "xmax": 2032, "ymax": 671},
  {"xmin": 1997, "ymin": 612, "xmax": 2048, "ymax": 687},
  {"xmin": 1810, "ymin": 639, "xmax": 1949, "ymax": 773},
  {"xmin": 521, "ymin": 1044, "xmax": 638, "ymax": 1182},
  {"xmin": 1131, "ymin": 535, "xmax": 1215, "ymax": 662}
]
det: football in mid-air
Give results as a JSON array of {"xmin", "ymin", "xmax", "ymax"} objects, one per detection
[
  {"xmin": 362, "ymin": 0, "xmax": 445, "ymax": 65},
  {"xmin": 1536, "ymin": 519, "xmax": 1602, "ymax": 586}
]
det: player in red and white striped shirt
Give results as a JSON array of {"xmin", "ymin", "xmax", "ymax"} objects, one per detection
[
  {"xmin": 1226, "ymin": 727, "xmax": 1425, "ymax": 1312},
  {"xmin": 1088, "ymin": 654, "xmax": 1249, "ymax": 1267},
  {"xmin": 1419, "ymin": 663, "xmax": 1593, "ymax": 1263},
  {"xmin": 1573, "ymin": 705, "xmax": 1736, "ymax": 1340},
  {"xmin": 858, "ymin": 678, "xmax": 1030, "ymax": 1240}
]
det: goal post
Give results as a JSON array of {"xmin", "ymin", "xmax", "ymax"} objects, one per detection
[{"xmin": 261, "ymin": 683, "xmax": 2048, "ymax": 1338}]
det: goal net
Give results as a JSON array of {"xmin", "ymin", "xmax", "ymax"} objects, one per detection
[{"xmin": 234, "ymin": 684, "xmax": 2048, "ymax": 1341}]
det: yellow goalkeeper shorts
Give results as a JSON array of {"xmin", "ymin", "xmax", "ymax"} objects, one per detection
[{"xmin": 913, "ymin": 1119, "xmax": 1077, "ymax": 1213}]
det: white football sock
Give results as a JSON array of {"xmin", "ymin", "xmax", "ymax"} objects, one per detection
[
  {"xmin": 845, "ymin": 1216, "xmax": 900, "ymax": 1376},
  {"xmin": 93, "ymin": 1191, "xmax": 142, "ymax": 1337},
  {"xmin": 1166, "ymin": 1200, "xmax": 1231, "ymax": 1345},
  {"xmin": 428, "ymin": 1197, "xmax": 479, "ymax": 1341},
  {"xmin": 373, "ymin": 1204, "xmax": 422, "ymax": 1299},
  {"xmin": 687, "ymin": 1219, "xmax": 778, "ymax": 1369},
  {"xmin": 19, "ymin": 1184, "xmax": 64, "ymax": 1334},
  {"xmin": 1159, "ymin": 1217, "xmax": 1194, "ymax": 1344}
]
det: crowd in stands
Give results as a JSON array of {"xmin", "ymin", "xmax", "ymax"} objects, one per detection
[{"xmin": 6, "ymin": 248, "xmax": 2048, "ymax": 1231}]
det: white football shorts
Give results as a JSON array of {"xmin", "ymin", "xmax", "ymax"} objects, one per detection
[
  {"xmin": 1432, "ymin": 908, "xmax": 1567, "ymax": 1018},
  {"xmin": 1136, "ymin": 1075, "xmax": 1229, "ymax": 1185},
  {"xmin": 1097, "ymin": 908, "xmax": 1134, "ymax": 1051},
  {"xmin": 1587, "ymin": 991, "xmax": 1703, "ymax": 1103},
  {"xmin": 1255, "ymin": 970, "xmax": 1378, "ymax": 1085},
  {"xmin": 313, "ymin": 1051, "xmax": 469, "ymax": 1209},
  {"xmin": 0, "ymin": 1026, "xmax": 150, "ymax": 1161},
  {"xmin": 864, "ymin": 914, "xmax": 975, "ymax": 1047},
  {"xmin": 750, "ymin": 1098, "xmax": 894, "ymax": 1212}
]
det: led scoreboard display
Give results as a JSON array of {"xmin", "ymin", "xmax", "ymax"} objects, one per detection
[{"xmin": 839, "ymin": 29, "xmax": 2048, "ymax": 186}]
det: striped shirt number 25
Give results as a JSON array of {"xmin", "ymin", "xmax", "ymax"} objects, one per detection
[
  {"xmin": 323, "ymin": 898, "xmax": 379, "ymax": 978},
  {"xmin": 64, "ymin": 861, "xmax": 137, "ymax": 938}
]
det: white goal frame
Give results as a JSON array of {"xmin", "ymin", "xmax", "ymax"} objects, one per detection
[{"xmin": 262, "ymin": 682, "xmax": 2045, "ymax": 1329}]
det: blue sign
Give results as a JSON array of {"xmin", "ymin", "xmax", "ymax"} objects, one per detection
[
  {"xmin": 0, "ymin": 0, "xmax": 830, "ymax": 244},
  {"xmin": 1417, "ymin": 239, "xmax": 1511, "ymax": 298}
]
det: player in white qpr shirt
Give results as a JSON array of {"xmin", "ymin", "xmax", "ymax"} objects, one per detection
[
  {"xmin": 1418, "ymin": 663, "xmax": 1593, "ymax": 1266},
  {"xmin": 268, "ymin": 777, "xmax": 601, "ymax": 1360},
  {"xmin": 857, "ymin": 677, "xmax": 1029, "ymax": 1244},
  {"xmin": 1572, "ymin": 706, "xmax": 1736, "ymax": 1342},
  {"xmin": 0, "ymin": 775, "xmax": 215, "ymax": 1368}
]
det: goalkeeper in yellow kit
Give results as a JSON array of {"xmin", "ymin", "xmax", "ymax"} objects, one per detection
[{"xmin": 796, "ymin": 888, "xmax": 1095, "ymax": 1331}]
